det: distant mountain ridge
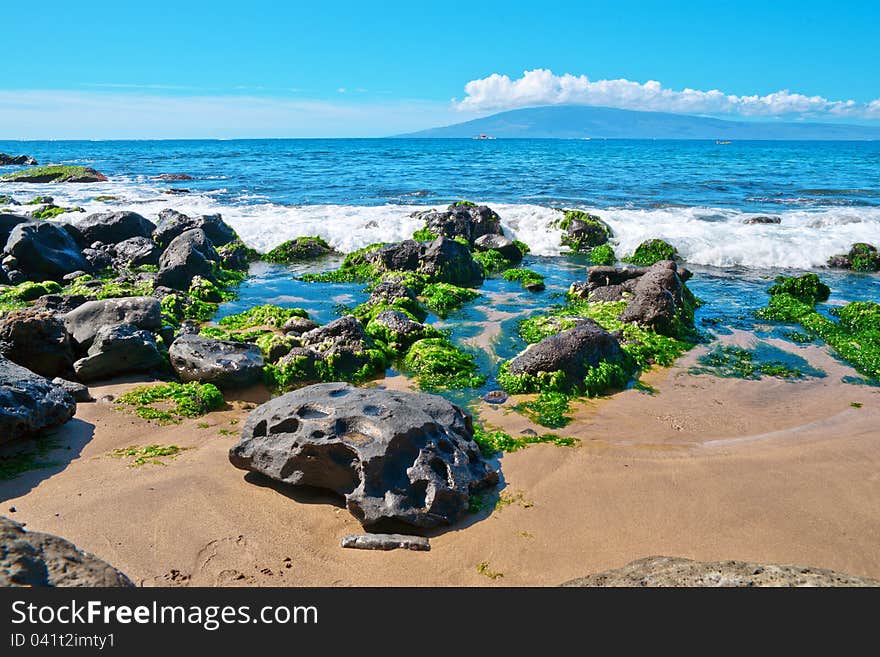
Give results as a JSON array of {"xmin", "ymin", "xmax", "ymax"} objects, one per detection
[{"xmin": 395, "ymin": 105, "xmax": 880, "ymax": 140}]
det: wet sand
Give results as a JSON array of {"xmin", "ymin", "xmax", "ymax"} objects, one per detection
[{"xmin": 2, "ymin": 333, "xmax": 880, "ymax": 586}]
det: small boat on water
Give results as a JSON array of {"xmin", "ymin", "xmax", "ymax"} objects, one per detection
[
  {"xmin": 472, "ymin": 133, "xmax": 496, "ymax": 140},
  {"xmin": 716, "ymin": 140, "xmax": 732, "ymax": 145}
]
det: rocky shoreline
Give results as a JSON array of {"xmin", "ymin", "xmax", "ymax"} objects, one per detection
[{"xmin": 1, "ymin": 172, "xmax": 879, "ymax": 587}]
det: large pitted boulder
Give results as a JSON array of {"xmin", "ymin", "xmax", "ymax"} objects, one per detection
[
  {"xmin": 618, "ymin": 260, "xmax": 692, "ymax": 335},
  {"xmin": 0, "ymin": 516, "xmax": 134, "ymax": 587},
  {"xmin": 561, "ymin": 556, "xmax": 880, "ymax": 588},
  {"xmin": 0, "ymin": 307, "xmax": 75, "ymax": 378},
  {"xmin": 473, "ymin": 233, "xmax": 522, "ymax": 263},
  {"xmin": 153, "ymin": 209, "xmax": 237, "ymax": 248},
  {"xmin": 508, "ymin": 320, "xmax": 623, "ymax": 384},
  {"xmin": 169, "ymin": 334, "xmax": 264, "ymax": 388},
  {"xmin": 0, "ymin": 356, "xmax": 76, "ymax": 445},
  {"xmin": 157, "ymin": 228, "xmax": 220, "ymax": 290},
  {"xmin": 4, "ymin": 222, "xmax": 89, "ymax": 279},
  {"xmin": 63, "ymin": 296, "xmax": 162, "ymax": 349},
  {"xmin": 299, "ymin": 316, "xmax": 379, "ymax": 375},
  {"xmin": 229, "ymin": 383, "xmax": 499, "ymax": 530},
  {"xmin": 31, "ymin": 294, "xmax": 90, "ymax": 315},
  {"xmin": 112, "ymin": 236, "xmax": 161, "ymax": 268},
  {"xmin": 422, "ymin": 203, "xmax": 503, "ymax": 245},
  {"xmin": 419, "ymin": 236, "xmax": 483, "ymax": 287},
  {"xmin": 73, "ymin": 324, "xmax": 164, "ymax": 382},
  {"xmin": 70, "ymin": 211, "xmax": 156, "ymax": 246}
]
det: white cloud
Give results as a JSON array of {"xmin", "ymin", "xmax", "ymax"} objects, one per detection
[{"xmin": 455, "ymin": 69, "xmax": 880, "ymax": 119}]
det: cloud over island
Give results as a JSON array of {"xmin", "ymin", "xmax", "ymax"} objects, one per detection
[{"xmin": 455, "ymin": 69, "xmax": 880, "ymax": 120}]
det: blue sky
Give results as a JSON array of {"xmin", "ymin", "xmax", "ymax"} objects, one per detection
[{"xmin": 1, "ymin": 0, "xmax": 878, "ymax": 138}]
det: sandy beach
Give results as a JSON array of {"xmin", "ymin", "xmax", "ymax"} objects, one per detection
[{"xmin": 3, "ymin": 331, "xmax": 878, "ymax": 587}]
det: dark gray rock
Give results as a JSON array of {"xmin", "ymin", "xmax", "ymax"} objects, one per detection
[
  {"xmin": 63, "ymin": 296, "xmax": 162, "ymax": 349},
  {"xmin": 4, "ymin": 222, "xmax": 89, "ymax": 279},
  {"xmin": 73, "ymin": 324, "xmax": 164, "ymax": 382},
  {"xmin": 229, "ymin": 383, "xmax": 499, "ymax": 530},
  {"xmin": 52, "ymin": 377, "xmax": 92, "ymax": 402},
  {"xmin": 618, "ymin": 260, "xmax": 690, "ymax": 335},
  {"xmin": 368, "ymin": 280, "xmax": 418, "ymax": 306},
  {"xmin": 473, "ymin": 234, "xmax": 522, "ymax": 262},
  {"xmin": 560, "ymin": 212, "xmax": 613, "ymax": 251},
  {"xmin": 585, "ymin": 265, "xmax": 648, "ymax": 288},
  {"xmin": 80, "ymin": 246, "xmax": 113, "ymax": 271},
  {"xmin": 112, "ymin": 236, "xmax": 161, "ymax": 268},
  {"xmin": 0, "ymin": 154, "xmax": 37, "ymax": 166},
  {"xmin": 341, "ymin": 533, "xmax": 431, "ymax": 552},
  {"xmin": 0, "ymin": 213, "xmax": 28, "ymax": 246},
  {"xmin": 0, "ymin": 516, "xmax": 134, "ymax": 587},
  {"xmin": 367, "ymin": 310, "xmax": 436, "ymax": 348},
  {"xmin": 743, "ymin": 215, "xmax": 781, "ymax": 225},
  {"xmin": 153, "ymin": 209, "xmax": 237, "ymax": 248},
  {"xmin": 70, "ymin": 211, "xmax": 156, "ymax": 246},
  {"xmin": 0, "ymin": 356, "xmax": 76, "ymax": 445},
  {"xmin": 169, "ymin": 334, "xmax": 263, "ymax": 389},
  {"xmin": 508, "ymin": 320, "xmax": 623, "ymax": 384},
  {"xmin": 0, "ymin": 307, "xmax": 75, "ymax": 378},
  {"xmin": 156, "ymin": 228, "xmax": 220, "ymax": 290},
  {"xmin": 371, "ymin": 240, "xmax": 423, "ymax": 273},
  {"xmin": 423, "ymin": 204, "xmax": 503, "ymax": 245},
  {"xmin": 281, "ymin": 316, "xmax": 320, "ymax": 334},
  {"xmin": 299, "ymin": 316, "xmax": 379, "ymax": 376},
  {"xmin": 561, "ymin": 555, "xmax": 880, "ymax": 587},
  {"xmin": 418, "ymin": 237, "xmax": 483, "ymax": 287},
  {"xmin": 31, "ymin": 294, "xmax": 91, "ymax": 315}
]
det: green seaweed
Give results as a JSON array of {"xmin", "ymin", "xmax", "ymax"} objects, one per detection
[
  {"xmin": 557, "ymin": 210, "xmax": 611, "ymax": 251},
  {"xmin": 420, "ymin": 282, "xmax": 480, "ymax": 317},
  {"xmin": 115, "ymin": 382, "xmax": 225, "ymax": 424},
  {"xmin": 0, "ymin": 165, "xmax": 105, "ymax": 183},
  {"xmin": 472, "ymin": 249, "xmax": 513, "ymax": 275},
  {"xmin": 692, "ymin": 345, "xmax": 806, "ymax": 379},
  {"xmin": 412, "ymin": 227, "xmax": 438, "ymax": 242},
  {"xmin": 768, "ymin": 273, "xmax": 831, "ymax": 305},
  {"xmin": 0, "ymin": 280, "xmax": 62, "ymax": 302},
  {"xmin": 0, "ymin": 436, "xmax": 61, "ymax": 481},
  {"xmin": 472, "ymin": 425, "xmax": 579, "ymax": 457},
  {"xmin": 219, "ymin": 304, "xmax": 308, "ymax": 329},
  {"xmin": 262, "ymin": 236, "xmax": 331, "ymax": 263},
  {"xmin": 501, "ymin": 268, "xmax": 544, "ymax": 289},
  {"xmin": 402, "ymin": 337, "xmax": 485, "ymax": 390},
  {"xmin": 589, "ymin": 243, "xmax": 616, "ymax": 266},
  {"xmin": 624, "ymin": 239, "xmax": 678, "ymax": 266},
  {"xmin": 516, "ymin": 391, "xmax": 572, "ymax": 428},
  {"xmin": 108, "ymin": 444, "xmax": 185, "ymax": 467},
  {"xmin": 301, "ymin": 243, "xmax": 386, "ymax": 283}
]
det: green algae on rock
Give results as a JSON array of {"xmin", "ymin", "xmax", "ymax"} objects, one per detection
[
  {"xmin": 402, "ymin": 337, "xmax": 485, "ymax": 390},
  {"xmin": 262, "ymin": 236, "xmax": 333, "ymax": 263},
  {"xmin": 624, "ymin": 238, "xmax": 678, "ymax": 266},
  {"xmin": 0, "ymin": 165, "xmax": 108, "ymax": 183}
]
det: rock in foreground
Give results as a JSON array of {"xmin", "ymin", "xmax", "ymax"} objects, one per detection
[
  {"xmin": 561, "ymin": 556, "xmax": 880, "ymax": 587},
  {"xmin": 0, "ymin": 516, "xmax": 134, "ymax": 587},
  {"xmin": 229, "ymin": 383, "xmax": 498, "ymax": 531}
]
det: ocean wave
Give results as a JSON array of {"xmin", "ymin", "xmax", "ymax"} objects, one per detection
[{"xmin": 4, "ymin": 180, "xmax": 880, "ymax": 270}]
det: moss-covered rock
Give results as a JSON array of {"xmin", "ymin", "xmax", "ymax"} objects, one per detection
[
  {"xmin": 624, "ymin": 239, "xmax": 678, "ymax": 266},
  {"xmin": 768, "ymin": 273, "xmax": 831, "ymax": 305},
  {"xmin": 262, "ymin": 236, "xmax": 333, "ymax": 263},
  {"xmin": 0, "ymin": 165, "xmax": 108, "ymax": 183},
  {"xmin": 403, "ymin": 338, "xmax": 485, "ymax": 390},
  {"xmin": 556, "ymin": 210, "xmax": 612, "ymax": 252},
  {"xmin": 420, "ymin": 282, "xmax": 480, "ymax": 317},
  {"xmin": 828, "ymin": 243, "xmax": 880, "ymax": 272}
]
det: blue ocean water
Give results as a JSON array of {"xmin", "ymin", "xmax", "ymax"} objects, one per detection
[{"xmin": 2, "ymin": 138, "xmax": 878, "ymax": 390}]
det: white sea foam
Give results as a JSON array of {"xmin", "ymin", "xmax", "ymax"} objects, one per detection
[{"xmin": 6, "ymin": 179, "xmax": 880, "ymax": 270}]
